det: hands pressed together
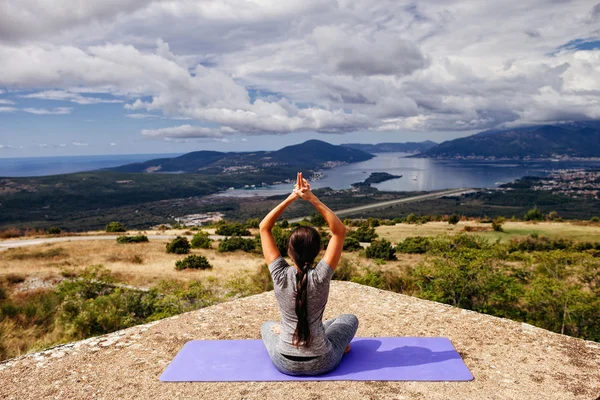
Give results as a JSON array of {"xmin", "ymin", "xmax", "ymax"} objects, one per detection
[{"xmin": 292, "ymin": 172, "xmax": 314, "ymax": 201}]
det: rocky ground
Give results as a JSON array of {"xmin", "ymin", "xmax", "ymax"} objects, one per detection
[{"xmin": 1, "ymin": 281, "xmax": 599, "ymax": 400}]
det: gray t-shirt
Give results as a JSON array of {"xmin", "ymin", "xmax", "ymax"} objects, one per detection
[{"xmin": 268, "ymin": 256, "xmax": 335, "ymax": 357}]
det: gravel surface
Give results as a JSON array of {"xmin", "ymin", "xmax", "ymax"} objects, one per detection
[{"xmin": 1, "ymin": 281, "xmax": 599, "ymax": 400}]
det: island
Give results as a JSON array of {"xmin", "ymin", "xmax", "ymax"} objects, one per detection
[{"xmin": 351, "ymin": 172, "xmax": 402, "ymax": 188}]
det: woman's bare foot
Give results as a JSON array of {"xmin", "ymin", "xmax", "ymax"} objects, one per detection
[
  {"xmin": 271, "ymin": 324, "xmax": 280, "ymax": 334},
  {"xmin": 344, "ymin": 344, "xmax": 351, "ymax": 354}
]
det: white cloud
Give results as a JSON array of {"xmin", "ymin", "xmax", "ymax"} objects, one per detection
[
  {"xmin": 0, "ymin": 0, "xmax": 598, "ymax": 138},
  {"xmin": 0, "ymin": 144, "xmax": 15, "ymax": 149},
  {"xmin": 0, "ymin": 106, "xmax": 17, "ymax": 113},
  {"xmin": 72, "ymin": 141, "xmax": 89, "ymax": 146},
  {"xmin": 23, "ymin": 107, "xmax": 72, "ymax": 115},
  {"xmin": 141, "ymin": 125, "xmax": 232, "ymax": 139},
  {"xmin": 109, "ymin": 142, "xmax": 117, "ymax": 146},
  {"xmin": 21, "ymin": 90, "xmax": 123, "ymax": 105},
  {"xmin": 0, "ymin": 99, "xmax": 15, "ymax": 105},
  {"xmin": 125, "ymin": 113, "xmax": 160, "ymax": 119}
]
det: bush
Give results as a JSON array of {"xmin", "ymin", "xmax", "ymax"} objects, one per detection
[
  {"xmin": 116, "ymin": 235, "xmax": 149, "ymax": 244},
  {"xmin": 406, "ymin": 213, "xmax": 419, "ymax": 224},
  {"xmin": 245, "ymin": 218, "xmax": 260, "ymax": 229},
  {"xmin": 310, "ymin": 212, "xmax": 326, "ymax": 227},
  {"xmin": 367, "ymin": 218, "xmax": 380, "ymax": 227},
  {"xmin": 175, "ymin": 255, "xmax": 212, "ymax": 271},
  {"xmin": 524, "ymin": 206, "xmax": 544, "ymax": 221},
  {"xmin": 215, "ymin": 223, "xmax": 251, "ymax": 236},
  {"xmin": 546, "ymin": 211, "xmax": 561, "ymax": 221},
  {"xmin": 320, "ymin": 231, "xmax": 332, "ymax": 250},
  {"xmin": 365, "ymin": 239, "xmax": 397, "ymax": 260},
  {"xmin": 590, "ymin": 216, "xmax": 600, "ymax": 223},
  {"xmin": 343, "ymin": 237, "xmax": 362, "ymax": 251},
  {"xmin": 106, "ymin": 222, "xmax": 126, "ymax": 233},
  {"xmin": 347, "ymin": 224, "xmax": 378, "ymax": 242},
  {"xmin": 492, "ymin": 218, "xmax": 504, "ymax": 232},
  {"xmin": 47, "ymin": 227, "xmax": 61, "ymax": 235},
  {"xmin": 448, "ymin": 214, "xmax": 460, "ymax": 225},
  {"xmin": 166, "ymin": 236, "xmax": 191, "ymax": 254},
  {"xmin": 218, "ymin": 236, "xmax": 256, "ymax": 253},
  {"xmin": 0, "ymin": 228, "xmax": 21, "ymax": 239},
  {"xmin": 278, "ymin": 219, "xmax": 289, "ymax": 228},
  {"xmin": 191, "ymin": 231, "xmax": 212, "ymax": 249},
  {"xmin": 396, "ymin": 236, "xmax": 431, "ymax": 254}
]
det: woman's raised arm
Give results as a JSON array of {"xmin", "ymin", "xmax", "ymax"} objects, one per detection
[
  {"xmin": 297, "ymin": 178, "xmax": 346, "ymax": 270},
  {"xmin": 259, "ymin": 173, "xmax": 301, "ymax": 264}
]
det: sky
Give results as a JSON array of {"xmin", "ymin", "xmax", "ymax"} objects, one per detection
[{"xmin": 0, "ymin": 0, "xmax": 599, "ymax": 158}]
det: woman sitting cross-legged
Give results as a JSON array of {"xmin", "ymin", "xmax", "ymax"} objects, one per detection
[{"xmin": 259, "ymin": 172, "xmax": 359, "ymax": 376}]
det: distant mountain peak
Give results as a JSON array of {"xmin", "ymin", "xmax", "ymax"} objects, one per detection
[{"xmin": 420, "ymin": 121, "xmax": 600, "ymax": 159}]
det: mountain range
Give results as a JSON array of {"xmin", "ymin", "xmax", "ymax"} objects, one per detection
[
  {"xmin": 341, "ymin": 141, "xmax": 437, "ymax": 153},
  {"xmin": 110, "ymin": 140, "xmax": 374, "ymax": 174},
  {"xmin": 419, "ymin": 121, "xmax": 600, "ymax": 159}
]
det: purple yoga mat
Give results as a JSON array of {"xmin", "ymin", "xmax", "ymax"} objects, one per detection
[{"xmin": 160, "ymin": 337, "xmax": 473, "ymax": 382}]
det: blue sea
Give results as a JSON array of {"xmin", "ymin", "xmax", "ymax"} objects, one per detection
[{"xmin": 0, "ymin": 153, "xmax": 182, "ymax": 177}]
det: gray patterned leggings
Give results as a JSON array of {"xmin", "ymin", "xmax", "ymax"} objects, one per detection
[{"xmin": 261, "ymin": 314, "xmax": 359, "ymax": 376}]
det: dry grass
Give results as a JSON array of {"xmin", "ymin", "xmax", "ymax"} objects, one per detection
[
  {"xmin": 376, "ymin": 221, "xmax": 600, "ymax": 244},
  {"xmin": 0, "ymin": 240, "xmax": 265, "ymax": 289}
]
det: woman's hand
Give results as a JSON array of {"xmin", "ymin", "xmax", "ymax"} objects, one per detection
[{"xmin": 293, "ymin": 172, "xmax": 315, "ymax": 201}]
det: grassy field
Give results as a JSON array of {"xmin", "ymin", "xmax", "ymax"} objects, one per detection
[{"xmin": 375, "ymin": 221, "xmax": 600, "ymax": 244}]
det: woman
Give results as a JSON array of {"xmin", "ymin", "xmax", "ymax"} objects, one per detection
[{"xmin": 259, "ymin": 172, "xmax": 359, "ymax": 376}]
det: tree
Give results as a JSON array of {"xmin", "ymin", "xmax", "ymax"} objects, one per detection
[
  {"xmin": 347, "ymin": 224, "xmax": 378, "ymax": 242},
  {"xmin": 448, "ymin": 214, "xmax": 460, "ymax": 225},
  {"xmin": 524, "ymin": 207, "xmax": 544, "ymax": 221},
  {"xmin": 218, "ymin": 236, "xmax": 256, "ymax": 253},
  {"xmin": 343, "ymin": 237, "xmax": 362, "ymax": 251},
  {"xmin": 166, "ymin": 236, "xmax": 191, "ymax": 254},
  {"xmin": 278, "ymin": 219, "xmax": 289, "ymax": 228},
  {"xmin": 215, "ymin": 223, "xmax": 251, "ymax": 236},
  {"xmin": 47, "ymin": 227, "xmax": 61, "ymax": 235},
  {"xmin": 191, "ymin": 231, "xmax": 212, "ymax": 249},
  {"xmin": 546, "ymin": 211, "xmax": 561, "ymax": 222},
  {"xmin": 175, "ymin": 255, "xmax": 212, "ymax": 270},
  {"xmin": 245, "ymin": 218, "xmax": 260, "ymax": 229},
  {"xmin": 106, "ymin": 222, "xmax": 126, "ymax": 233},
  {"xmin": 310, "ymin": 212, "xmax": 326, "ymax": 227},
  {"xmin": 365, "ymin": 239, "xmax": 397, "ymax": 261}
]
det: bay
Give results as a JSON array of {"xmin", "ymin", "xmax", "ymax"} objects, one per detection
[{"xmin": 218, "ymin": 152, "xmax": 600, "ymax": 197}]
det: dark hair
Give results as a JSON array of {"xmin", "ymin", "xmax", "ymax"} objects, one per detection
[{"xmin": 287, "ymin": 226, "xmax": 321, "ymax": 346}]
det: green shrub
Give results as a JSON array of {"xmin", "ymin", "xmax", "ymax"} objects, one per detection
[
  {"xmin": 218, "ymin": 236, "xmax": 256, "ymax": 253},
  {"xmin": 546, "ymin": 211, "xmax": 561, "ymax": 221},
  {"xmin": 351, "ymin": 269, "xmax": 385, "ymax": 289},
  {"xmin": 405, "ymin": 213, "xmax": 419, "ymax": 224},
  {"xmin": 310, "ymin": 212, "xmax": 326, "ymax": 227},
  {"xmin": 166, "ymin": 236, "xmax": 191, "ymax": 254},
  {"xmin": 278, "ymin": 219, "xmax": 289, "ymax": 228},
  {"xmin": 343, "ymin": 237, "xmax": 362, "ymax": 251},
  {"xmin": 365, "ymin": 239, "xmax": 397, "ymax": 260},
  {"xmin": 396, "ymin": 236, "xmax": 431, "ymax": 254},
  {"xmin": 320, "ymin": 231, "xmax": 332, "ymax": 250},
  {"xmin": 332, "ymin": 258, "xmax": 356, "ymax": 281},
  {"xmin": 191, "ymin": 231, "xmax": 212, "ymax": 249},
  {"xmin": 367, "ymin": 218, "xmax": 380, "ymax": 227},
  {"xmin": 492, "ymin": 219, "xmax": 504, "ymax": 232},
  {"xmin": 590, "ymin": 216, "xmax": 600, "ymax": 223},
  {"xmin": 245, "ymin": 218, "xmax": 260, "ymax": 229},
  {"xmin": 448, "ymin": 214, "xmax": 460, "ymax": 225},
  {"xmin": 47, "ymin": 227, "xmax": 61, "ymax": 235},
  {"xmin": 524, "ymin": 206, "xmax": 544, "ymax": 221},
  {"xmin": 106, "ymin": 221, "xmax": 126, "ymax": 233},
  {"xmin": 116, "ymin": 235, "xmax": 149, "ymax": 244},
  {"xmin": 175, "ymin": 255, "xmax": 212, "ymax": 271},
  {"xmin": 215, "ymin": 223, "xmax": 251, "ymax": 236},
  {"xmin": 347, "ymin": 224, "xmax": 378, "ymax": 242}
]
